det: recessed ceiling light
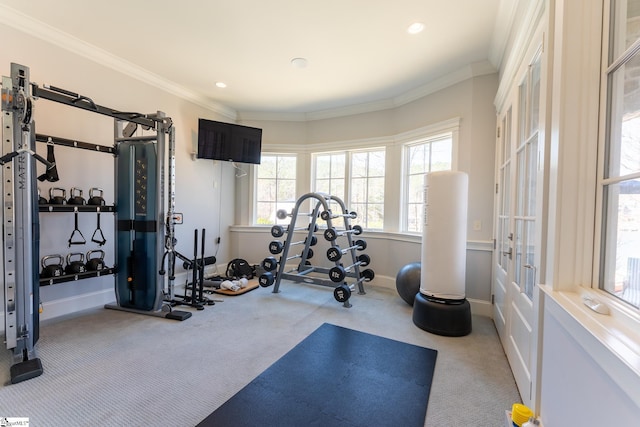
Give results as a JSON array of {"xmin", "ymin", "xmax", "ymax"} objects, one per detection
[
  {"xmin": 216, "ymin": 82, "xmax": 227, "ymax": 88},
  {"xmin": 407, "ymin": 22, "xmax": 425, "ymax": 34},
  {"xmin": 291, "ymin": 57, "xmax": 308, "ymax": 68}
]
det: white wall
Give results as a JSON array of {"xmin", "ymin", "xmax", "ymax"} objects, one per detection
[
  {"xmin": 540, "ymin": 294, "xmax": 639, "ymax": 425},
  {"xmin": 0, "ymin": 23, "xmax": 236, "ymax": 323}
]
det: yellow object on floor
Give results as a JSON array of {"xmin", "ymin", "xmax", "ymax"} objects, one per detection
[{"xmin": 511, "ymin": 403, "xmax": 533, "ymax": 426}]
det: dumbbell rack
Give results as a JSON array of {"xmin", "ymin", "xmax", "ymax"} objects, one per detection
[{"xmin": 260, "ymin": 192, "xmax": 369, "ymax": 307}]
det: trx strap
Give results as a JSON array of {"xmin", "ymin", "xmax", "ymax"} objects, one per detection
[
  {"xmin": 37, "ymin": 141, "xmax": 60, "ymax": 182},
  {"xmin": 91, "ymin": 211, "xmax": 107, "ymax": 246},
  {"xmin": 68, "ymin": 211, "xmax": 86, "ymax": 247}
]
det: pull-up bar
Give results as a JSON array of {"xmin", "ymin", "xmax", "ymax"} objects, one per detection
[{"xmin": 32, "ymin": 84, "xmax": 158, "ymax": 129}]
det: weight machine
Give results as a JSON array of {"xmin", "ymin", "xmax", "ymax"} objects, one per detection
[{"xmin": 1, "ymin": 62, "xmax": 191, "ymax": 384}]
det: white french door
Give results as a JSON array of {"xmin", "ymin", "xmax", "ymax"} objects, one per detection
[{"xmin": 493, "ymin": 46, "xmax": 544, "ymax": 409}]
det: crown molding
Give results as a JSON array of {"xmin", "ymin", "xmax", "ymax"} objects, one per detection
[
  {"xmin": 0, "ymin": 4, "xmax": 237, "ymax": 121},
  {"xmin": 1, "ymin": 4, "xmax": 497, "ymax": 124},
  {"xmin": 238, "ymin": 62, "xmax": 495, "ymax": 122},
  {"xmin": 489, "ymin": 0, "xmax": 520, "ymax": 72},
  {"xmin": 494, "ymin": 0, "xmax": 546, "ymax": 112}
]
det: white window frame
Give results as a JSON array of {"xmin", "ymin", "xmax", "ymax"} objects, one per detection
[
  {"xmin": 312, "ymin": 147, "xmax": 386, "ymax": 230},
  {"xmin": 594, "ymin": 0, "xmax": 640, "ymax": 310}
]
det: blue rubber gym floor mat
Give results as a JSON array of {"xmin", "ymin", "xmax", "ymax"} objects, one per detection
[{"xmin": 197, "ymin": 323, "xmax": 438, "ymax": 427}]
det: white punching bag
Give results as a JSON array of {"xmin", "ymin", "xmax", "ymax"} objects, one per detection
[{"xmin": 420, "ymin": 171, "xmax": 468, "ymax": 300}]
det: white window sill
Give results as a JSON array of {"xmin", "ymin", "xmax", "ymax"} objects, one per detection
[{"xmin": 540, "ymin": 284, "xmax": 640, "ymax": 407}]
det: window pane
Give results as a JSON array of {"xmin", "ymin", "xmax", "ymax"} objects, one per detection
[
  {"xmin": 409, "ymin": 145, "xmax": 427, "ymax": 174},
  {"xmin": 610, "ymin": 0, "xmax": 640, "ymax": 60},
  {"xmin": 431, "ymin": 139, "xmax": 452, "ymax": 171},
  {"xmin": 351, "ymin": 177, "xmax": 366, "ymax": 203},
  {"xmin": 606, "ymin": 51, "xmax": 640, "ymax": 178},
  {"xmin": 330, "ymin": 181, "xmax": 344, "ymax": 201},
  {"xmin": 601, "ymin": 180, "xmax": 640, "ymax": 307},
  {"xmin": 256, "ymin": 202, "xmax": 275, "ymax": 225},
  {"xmin": 368, "ymin": 151, "xmax": 385, "ymax": 176},
  {"xmin": 257, "ymin": 178, "xmax": 276, "ymax": 201},
  {"xmin": 258, "ymin": 156, "xmax": 276, "ymax": 178},
  {"xmin": 352, "ymin": 152, "xmax": 367, "ymax": 177},
  {"xmin": 278, "ymin": 156, "xmax": 297, "ymax": 179},
  {"xmin": 367, "ymin": 203, "xmax": 384, "ymax": 229},
  {"xmin": 519, "ymin": 80, "xmax": 528, "ymax": 141},
  {"xmin": 530, "ymin": 56, "xmax": 541, "ymax": 135},
  {"xmin": 526, "ymin": 137, "xmax": 538, "ymax": 216},
  {"xmin": 331, "ymin": 154, "xmax": 346, "ymax": 178},
  {"xmin": 524, "ymin": 219, "xmax": 536, "ymax": 298},
  {"xmin": 277, "ymin": 179, "xmax": 296, "ymax": 201},
  {"xmin": 407, "ymin": 203, "xmax": 422, "ymax": 233},
  {"xmin": 316, "ymin": 155, "xmax": 330, "ymax": 179},
  {"xmin": 516, "ymin": 148, "xmax": 526, "ymax": 216},
  {"xmin": 368, "ymin": 177, "xmax": 385, "ymax": 203},
  {"xmin": 316, "ymin": 179, "xmax": 330, "ymax": 194},
  {"xmin": 408, "ymin": 174, "xmax": 424, "ymax": 204},
  {"xmin": 514, "ymin": 219, "xmax": 523, "ymax": 285}
]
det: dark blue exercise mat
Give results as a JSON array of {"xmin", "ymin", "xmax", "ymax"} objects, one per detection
[{"xmin": 198, "ymin": 323, "xmax": 438, "ymax": 427}]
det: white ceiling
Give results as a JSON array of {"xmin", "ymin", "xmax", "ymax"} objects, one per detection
[{"xmin": 0, "ymin": 0, "xmax": 513, "ymax": 118}]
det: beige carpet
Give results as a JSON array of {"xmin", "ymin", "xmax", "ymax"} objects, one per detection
[{"xmin": 0, "ymin": 283, "xmax": 520, "ymax": 426}]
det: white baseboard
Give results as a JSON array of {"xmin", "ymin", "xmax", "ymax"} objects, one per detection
[
  {"xmin": 0, "ymin": 288, "xmax": 116, "ymax": 334},
  {"xmin": 40, "ymin": 288, "xmax": 116, "ymax": 322},
  {"xmin": 371, "ymin": 274, "xmax": 493, "ymax": 318},
  {"xmin": 0, "ymin": 266, "xmax": 492, "ymax": 334}
]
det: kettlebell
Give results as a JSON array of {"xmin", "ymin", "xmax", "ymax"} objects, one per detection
[
  {"xmin": 85, "ymin": 249, "xmax": 106, "ymax": 271},
  {"xmin": 67, "ymin": 187, "xmax": 86, "ymax": 205},
  {"xmin": 88, "ymin": 188, "xmax": 105, "ymax": 206},
  {"xmin": 49, "ymin": 187, "xmax": 66, "ymax": 205},
  {"xmin": 65, "ymin": 252, "xmax": 86, "ymax": 275},
  {"xmin": 40, "ymin": 255, "xmax": 64, "ymax": 278},
  {"xmin": 38, "ymin": 187, "xmax": 47, "ymax": 205}
]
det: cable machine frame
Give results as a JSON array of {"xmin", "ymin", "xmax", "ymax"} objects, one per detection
[{"xmin": 1, "ymin": 62, "xmax": 189, "ymax": 384}]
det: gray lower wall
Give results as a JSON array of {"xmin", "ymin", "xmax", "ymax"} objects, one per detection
[{"xmin": 230, "ymin": 226, "xmax": 493, "ymax": 315}]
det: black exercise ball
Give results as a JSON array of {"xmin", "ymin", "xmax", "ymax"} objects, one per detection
[{"xmin": 396, "ymin": 262, "xmax": 421, "ymax": 306}]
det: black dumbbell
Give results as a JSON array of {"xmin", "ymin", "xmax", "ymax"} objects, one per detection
[
  {"xmin": 269, "ymin": 236, "xmax": 318, "ymax": 254},
  {"xmin": 329, "ymin": 259, "xmax": 374, "ymax": 283},
  {"xmin": 271, "ymin": 223, "xmax": 318, "ymax": 238},
  {"xmin": 259, "ymin": 271, "xmax": 275, "ymax": 287},
  {"xmin": 320, "ymin": 210, "xmax": 357, "ymax": 221},
  {"xmin": 262, "ymin": 256, "xmax": 278, "ymax": 272},
  {"xmin": 326, "ymin": 240, "xmax": 367, "ymax": 262},
  {"xmin": 323, "ymin": 225, "xmax": 363, "ymax": 241},
  {"xmin": 333, "ymin": 283, "xmax": 352, "ymax": 303},
  {"xmin": 41, "ymin": 255, "xmax": 64, "ymax": 278},
  {"xmin": 85, "ymin": 249, "xmax": 106, "ymax": 271},
  {"xmin": 65, "ymin": 253, "xmax": 86, "ymax": 275}
]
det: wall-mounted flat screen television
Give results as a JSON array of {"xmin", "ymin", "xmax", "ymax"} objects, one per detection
[{"xmin": 197, "ymin": 118, "xmax": 262, "ymax": 164}]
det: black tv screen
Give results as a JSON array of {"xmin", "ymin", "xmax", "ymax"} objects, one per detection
[{"xmin": 197, "ymin": 119, "xmax": 262, "ymax": 164}]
